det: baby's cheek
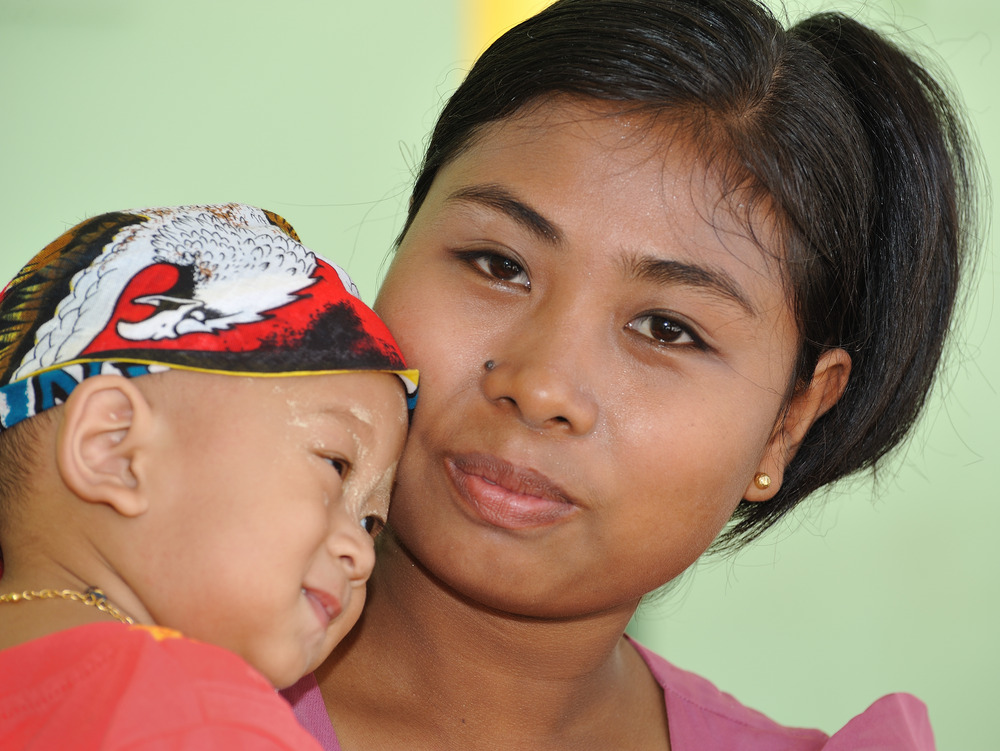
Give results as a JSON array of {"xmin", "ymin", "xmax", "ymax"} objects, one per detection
[{"xmin": 354, "ymin": 459, "xmax": 399, "ymax": 523}]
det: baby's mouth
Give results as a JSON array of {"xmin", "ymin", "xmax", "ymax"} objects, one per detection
[{"xmin": 302, "ymin": 587, "xmax": 342, "ymax": 628}]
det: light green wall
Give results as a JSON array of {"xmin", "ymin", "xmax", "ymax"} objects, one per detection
[
  {"xmin": 2, "ymin": 1, "xmax": 996, "ymax": 749},
  {"xmin": 0, "ymin": 0, "xmax": 461, "ymax": 301}
]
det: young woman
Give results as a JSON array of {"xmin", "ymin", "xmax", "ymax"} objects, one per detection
[{"xmin": 284, "ymin": 0, "xmax": 979, "ymax": 747}]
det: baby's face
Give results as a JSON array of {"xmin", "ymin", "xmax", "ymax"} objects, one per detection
[{"xmin": 135, "ymin": 370, "xmax": 407, "ymax": 687}]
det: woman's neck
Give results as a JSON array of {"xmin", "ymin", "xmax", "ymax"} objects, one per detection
[{"xmin": 315, "ymin": 533, "xmax": 669, "ymax": 751}]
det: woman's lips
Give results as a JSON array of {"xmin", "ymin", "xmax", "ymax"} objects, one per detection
[
  {"xmin": 303, "ymin": 587, "xmax": 343, "ymax": 629},
  {"xmin": 446, "ymin": 454, "xmax": 579, "ymax": 529}
]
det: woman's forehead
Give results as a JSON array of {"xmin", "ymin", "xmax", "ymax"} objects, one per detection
[{"xmin": 435, "ymin": 98, "xmax": 786, "ymax": 277}]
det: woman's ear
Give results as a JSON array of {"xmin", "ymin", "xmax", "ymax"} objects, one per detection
[
  {"xmin": 57, "ymin": 375, "xmax": 154, "ymax": 517},
  {"xmin": 744, "ymin": 348, "xmax": 851, "ymax": 502}
]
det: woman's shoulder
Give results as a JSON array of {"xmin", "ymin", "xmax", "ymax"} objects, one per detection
[{"xmin": 628, "ymin": 637, "xmax": 935, "ymax": 750}]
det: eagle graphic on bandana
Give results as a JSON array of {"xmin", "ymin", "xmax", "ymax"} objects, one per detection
[{"xmin": 0, "ymin": 204, "xmax": 414, "ymax": 430}]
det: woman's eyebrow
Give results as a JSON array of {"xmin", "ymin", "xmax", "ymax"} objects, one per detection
[
  {"xmin": 626, "ymin": 255, "xmax": 758, "ymax": 316},
  {"xmin": 446, "ymin": 184, "xmax": 562, "ymax": 244},
  {"xmin": 444, "ymin": 185, "xmax": 756, "ymax": 315}
]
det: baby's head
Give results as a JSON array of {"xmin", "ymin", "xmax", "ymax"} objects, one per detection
[{"xmin": 0, "ymin": 204, "xmax": 416, "ymax": 686}]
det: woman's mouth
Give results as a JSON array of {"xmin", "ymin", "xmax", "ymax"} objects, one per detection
[
  {"xmin": 303, "ymin": 587, "xmax": 343, "ymax": 628},
  {"xmin": 445, "ymin": 454, "xmax": 579, "ymax": 529}
]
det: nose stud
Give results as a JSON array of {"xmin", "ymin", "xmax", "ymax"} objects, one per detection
[{"xmin": 484, "ymin": 359, "xmax": 496, "ymax": 371}]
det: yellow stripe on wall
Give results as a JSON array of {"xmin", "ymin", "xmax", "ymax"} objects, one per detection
[{"xmin": 460, "ymin": 0, "xmax": 555, "ymax": 64}]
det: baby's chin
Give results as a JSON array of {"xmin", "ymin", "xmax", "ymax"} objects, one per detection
[
  {"xmin": 256, "ymin": 590, "xmax": 367, "ymax": 686},
  {"xmin": 243, "ymin": 633, "xmax": 341, "ymax": 689},
  {"xmin": 298, "ymin": 612, "xmax": 365, "ymax": 679},
  {"xmin": 265, "ymin": 652, "xmax": 327, "ymax": 690}
]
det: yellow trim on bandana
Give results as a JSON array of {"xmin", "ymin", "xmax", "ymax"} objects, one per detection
[{"xmin": 15, "ymin": 357, "xmax": 418, "ymax": 390}]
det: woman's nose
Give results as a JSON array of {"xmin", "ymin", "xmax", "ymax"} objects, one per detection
[
  {"xmin": 480, "ymin": 313, "xmax": 599, "ymax": 435},
  {"xmin": 327, "ymin": 508, "xmax": 376, "ymax": 583}
]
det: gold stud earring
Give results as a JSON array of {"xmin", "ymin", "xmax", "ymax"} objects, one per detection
[{"xmin": 753, "ymin": 472, "xmax": 771, "ymax": 490}]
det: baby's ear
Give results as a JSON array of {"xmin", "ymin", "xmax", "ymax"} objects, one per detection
[
  {"xmin": 57, "ymin": 376, "xmax": 153, "ymax": 517},
  {"xmin": 744, "ymin": 348, "xmax": 851, "ymax": 502}
]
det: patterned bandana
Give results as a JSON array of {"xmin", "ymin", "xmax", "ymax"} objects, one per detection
[{"xmin": 0, "ymin": 204, "xmax": 417, "ymax": 431}]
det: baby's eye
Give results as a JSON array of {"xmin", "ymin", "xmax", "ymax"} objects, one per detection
[
  {"xmin": 465, "ymin": 251, "xmax": 530, "ymax": 289},
  {"xmin": 361, "ymin": 515, "xmax": 385, "ymax": 538},
  {"xmin": 627, "ymin": 313, "xmax": 699, "ymax": 347},
  {"xmin": 325, "ymin": 457, "xmax": 351, "ymax": 478}
]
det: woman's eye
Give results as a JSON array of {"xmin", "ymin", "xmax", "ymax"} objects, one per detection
[
  {"xmin": 361, "ymin": 515, "xmax": 385, "ymax": 538},
  {"xmin": 627, "ymin": 314, "xmax": 698, "ymax": 347},
  {"xmin": 468, "ymin": 252, "xmax": 530, "ymax": 288}
]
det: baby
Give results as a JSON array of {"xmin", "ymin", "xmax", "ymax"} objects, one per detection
[{"xmin": 0, "ymin": 204, "xmax": 417, "ymax": 749}]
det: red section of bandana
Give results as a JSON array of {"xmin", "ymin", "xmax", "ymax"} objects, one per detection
[{"xmin": 80, "ymin": 259, "xmax": 395, "ymax": 358}]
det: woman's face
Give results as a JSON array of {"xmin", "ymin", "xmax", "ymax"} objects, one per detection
[{"xmin": 375, "ymin": 99, "xmax": 838, "ymax": 619}]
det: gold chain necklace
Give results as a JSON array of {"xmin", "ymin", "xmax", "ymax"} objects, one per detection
[{"xmin": 0, "ymin": 587, "xmax": 135, "ymax": 625}]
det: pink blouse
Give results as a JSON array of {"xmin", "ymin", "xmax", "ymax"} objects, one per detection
[{"xmin": 282, "ymin": 637, "xmax": 934, "ymax": 750}]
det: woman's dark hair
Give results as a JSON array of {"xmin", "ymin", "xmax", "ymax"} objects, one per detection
[{"xmin": 398, "ymin": 0, "xmax": 980, "ymax": 550}]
